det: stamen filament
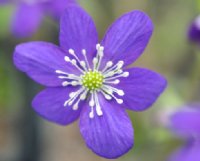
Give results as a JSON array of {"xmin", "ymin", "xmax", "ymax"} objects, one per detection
[{"xmin": 82, "ymin": 49, "xmax": 90, "ymax": 70}]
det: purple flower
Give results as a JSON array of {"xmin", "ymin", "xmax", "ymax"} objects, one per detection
[
  {"xmin": 188, "ymin": 16, "xmax": 200, "ymax": 43},
  {"xmin": 1, "ymin": 0, "xmax": 75, "ymax": 37},
  {"xmin": 13, "ymin": 6, "xmax": 167, "ymax": 158},
  {"xmin": 169, "ymin": 106, "xmax": 200, "ymax": 161}
]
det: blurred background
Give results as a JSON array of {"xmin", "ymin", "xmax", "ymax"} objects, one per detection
[{"xmin": 0, "ymin": 0, "xmax": 200, "ymax": 161}]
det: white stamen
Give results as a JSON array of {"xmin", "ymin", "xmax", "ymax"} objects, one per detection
[
  {"xmin": 68, "ymin": 49, "xmax": 81, "ymax": 63},
  {"xmin": 101, "ymin": 86, "xmax": 123, "ymax": 104},
  {"xmin": 58, "ymin": 74, "xmax": 81, "ymax": 81},
  {"xmin": 82, "ymin": 49, "xmax": 90, "ymax": 70},
  {"xmin": 65, "ymin": 57, "xmax": 85, "ymax": 73},
  {"xmin": 105, "ymin": 71, "xmax": 129, "ymax": 80},
  {"xmin": 100, "ymin": 90, "xmax": 112, "ymax": 100},
  {"xmin": 89, "ymin": 91, "xmax": 95, "ymax": 107},
  {"xmin": 93, "ymin": 57, "xmax": 98, "ymax": 70},
  {"xmin": 102, "ymin": 61, "xmax": 113, "ymax": 73},
  {"xmin": 55, "ymin": 70, "xmax": 69, "ymax": 75},
  {"xmin": 64, "ymin": 87, "xmax": 85, "ymax": 107},
  {"xmin": 96, "ymin": 45, "xmax": 104, "ymax": 70},
  {"xmin": 103, "ymin": 60, "xmax": 125, "ymax": 75},
  {"xmin": 64, "ymin": 56, "xmax": 71, "ymax": 62},
  {"xmin": 94, "ymin": 91, "xmax": 103, "ymax": 116},
  {"xmin": 103, "ymin": 85, "xmax": 125, "ymax": 96},
  {"xmin": 89, "ymin": 106, "xmax": 94, "ymax": 118},
  {"xmin": 104, "ymin": 79, "xmax": 120, "ymax": 85},
  {"xmin": 80, "ymin": 61, "xmax": 88, "ymax": 71}
]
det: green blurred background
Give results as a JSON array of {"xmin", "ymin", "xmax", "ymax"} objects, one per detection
[{"xmin": 0, "ymin": 0, "xmax": 200, "ymax": 161}]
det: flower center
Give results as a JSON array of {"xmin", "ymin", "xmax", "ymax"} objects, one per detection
[
  {"xmin": 55, "ymin": 44, "xmax": 129, "ymax": 118},
  {"xmin": 82, "ymin": 71, "xmax": 103, "ymax": 90}
]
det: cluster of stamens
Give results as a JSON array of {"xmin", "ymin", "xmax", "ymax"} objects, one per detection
[{"xmin": 55, "ymin": 44, "xmax": 129, "ymax": 118}]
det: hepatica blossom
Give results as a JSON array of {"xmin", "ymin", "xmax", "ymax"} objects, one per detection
[
  {"xmin": 169, "ymin": 105, "xmax": 200, "ymax": 161},
  {"xmin": 0, "ymin": 0, "xmax": 75, "ymax": 37},
  {"xmin": 13, "ymin": 6, "xmax": 167, "ymax": 158},
  {"xmin": 188, "ymin": 15, "xmax": 200, "ymax": 43}
]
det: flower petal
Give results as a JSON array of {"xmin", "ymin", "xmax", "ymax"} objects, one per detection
[
  {"xmin": 169, "ymin": 140, "xmax": 200, "ymax": 161},
  {"xmin": 59, "ymin": 6, "xmax": 98, "ymax": 62},
  {"xmin": 11, "ymin": 3, "xmax": 43, "ymax": 37},
  {"xmin": 101, "ymin": 10, "xmax": 153, "ymax": 67},
  {"xmin": 13, "ymin": 41, "xmax": 79, "ymax": 87},
  {"xmin": 32, "ymin": 87, "xmax": 82, "ymax": 125},
  {"xmin": 118, "ymin": 67, "xmax": 167, "ymax": 111},
  {"xmin": 79, "ymin": 94, "xmax": 134, "ymax": 159},
  {"xmin": 170, "ymin": 106, "xmax": 200, "ymax": 136}
]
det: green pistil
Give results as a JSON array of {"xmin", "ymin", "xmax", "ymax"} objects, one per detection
[{"xmin": 82, "ymin": 71, "xmax": 104, "ymax": 90}]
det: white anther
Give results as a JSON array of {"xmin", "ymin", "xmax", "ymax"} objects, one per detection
[
  {"xmin": 73, "ymin": 103, "xmax": 79, "ymax": 110},
  {"xmin": 117, "ymin": 90, "xmax": 125, "ymax": 96},
  {"xmin": 105, "ymin": 71, "xmax": 129, "ymax": 80},
  {"xmin": 71, "ymin": 59, "xmax": 77, "ymax": 65},
  {"xmin": 71, "ymin": 81, "xmax": 80, "ymax": 86},
  {"xmin": 103, "ymin": 85, "xmax": 124, "ymax": 96},
  {"xmin": 100, "ymin": 90, "xmax": 112, "ymax": 100},
  {"xmin": 80, "ymin": 61, "xmax": 86, "ymax": 67},
  {"xmin": 82, "ymin": 49, "xmax": 90, "ymax": 69},
  {"xmin": 105, "ymin": 94, "xmax": 112, "ymax": 100},
  {"xmin": 111, "ymin": 79, "xmax": 120, "ymax": 84},
  {"xmin": 64, "ymin": 56, "xmax": 71, "ymax": 62},
  {"xmin": 107, "ymin": 61, "xmax": 113, "ymax": 67},
  {"xmin": 93, "ymin": 57, "xmax": 98, "ymax": 70},
  {"xmin": 94, "ymin": 91, "xmax": 103, "ymax": 116},
  {"xmin": 69, "ymin": 92, "xmax": 76, "ymax": 98},
  {"xmin": 96, "ymin": 44, "xmax": 100, "ymax": 50},
  {"xmin": 82, "ymin": 49, "xmax": 86, "ymax": 55},
  {"xmin": 99, "ymin": 46, "xmax": 104, "ymax": 51},
  {"xmin": 62, "ymin": 81, "xmax": 70, "ymax": 86},
  {"xmin": 102, "ymin": 61, "xmax": 113, "ymax": 73},
  {"xmin": 97, "ymin": 109, "xmax": 103, "ymax": 116},
  {"xmin": 117, "ymin": 61, "xmax": 124, "ymax": 68},
  {"xmin": 55, "ymin": 70, "xmax": 65, "ymax": 74},
  {"xmin": 89, "ymin": 93, "xmax": 95, "ymax": 107},
  {"xmin": 116, "ymin": 98, "xmax": 123, "ymax": 104},
  {"xmin": 89, "ymin": 107, "xmax": 94, "ymax": 118},
  {"xmin": 68, "ymin": 48, "xmax": 81, "ymax": 62},
  {"xmin": 123, "ymin": 72, "xmax": 129, "ymax": 77},
  {"xmin": 68, "ymin": 49, "xmax": 75, "ymax": 55}
]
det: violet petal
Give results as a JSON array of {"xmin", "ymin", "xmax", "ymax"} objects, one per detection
[
  {"xmin": 32, "ymin": 87, "xmax": 82, "ymax": 125},
  {"xmin": 101, "ymin": 10, "xmax": 153, "ymax": 67},
  {"xmin": 13, "ymin": 41, "xmax": 79, "ymax": 87},
  {"xmin": 79, "ymin": 94, "xmax": 133, "ymax": 159},
  {"xmin": 117, "ymin": 67, "xmax": 167, "ymax": 111},
  {"xmin": 59, "ymin": 6, "xmax": 98, "ymax": 63}
]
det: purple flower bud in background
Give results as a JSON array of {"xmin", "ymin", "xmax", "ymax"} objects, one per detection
[
  {"xmin": 168, "ymin": 105, "xmax": 200, "ymax": 161},
  {"xmin": 188, "ymin": 16, "xmax": 200, "ymax": 43},
  {"xmin": 0, "ymin": 0, "xmax": 76, "ymax": 37},
  {"xmin": 13, "ymin": 6, "xmax": 167, "ymax": 158}
]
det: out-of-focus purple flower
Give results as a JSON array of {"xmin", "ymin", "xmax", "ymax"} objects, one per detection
[
  {"xmin": 1, "ymin": 0, "xmax": 75, "ymax": 37},
  {"xmin": 13, "ymin": 6, "xmax": 167, "ymax": 158},
  {"xmin": 169, "ymin": 106, "xmax": 200, "ymax": 161},
  {"xmin": 188, "ymin": 16, "xmax": 200, "ymax": 43}
]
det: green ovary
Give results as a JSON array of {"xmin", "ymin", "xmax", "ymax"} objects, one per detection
[{"xmin": 82, "ymin": 71, "xmax": 104, "ymax": 90}]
